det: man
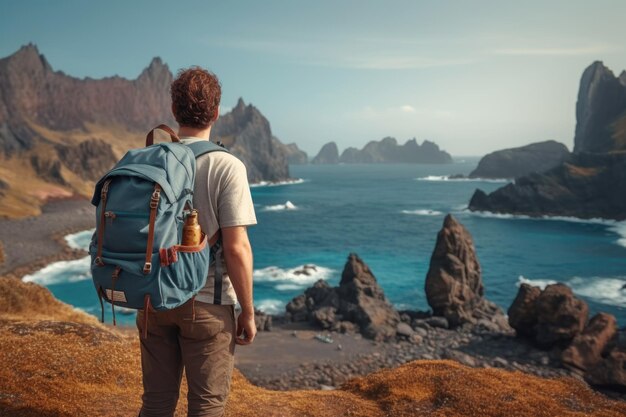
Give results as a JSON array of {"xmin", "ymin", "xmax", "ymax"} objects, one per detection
[{"xmin": 137, "ymin": 67, "xmax": 257, "ymax": 417}]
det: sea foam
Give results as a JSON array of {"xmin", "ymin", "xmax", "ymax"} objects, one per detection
[
  {"xmin": 64, "ymin": 229, "xmax": 94, "ymax": 251},
  {"xmin": 401, "ymin": 209, "xmax": 443, "ymax": 216},
  {"xmin": 253, "ymin": 264, "xmax": 334, "ymax": 287},
  {"xmin": 468, "ymin": 210, "xmax": 626, "ymax": 248},
  {"xmin": 263, "ymin": 201, "xmax": 298, "ymax": 211},
  {"xmin": 23, "ymin": 256, "xmax": 91, "ymax": 286},
  {"xmin": 518, "ymin": 275, "xmax": 626, "ymax": 308},
  {"xmin": 255, "ymin": 299, "xmax": 285, "ymax": 315},
  {"xmin": 250, "ymin": 178, "xmax": 306, "ymax": 188},
  {"xmin": 415, "ymin": 175, "xmax": 510, "ymax": 183}
]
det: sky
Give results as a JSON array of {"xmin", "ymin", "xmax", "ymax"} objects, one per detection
[{"xmin": 1, "ymin": 0, "xmax": 626, "ymax": 157}]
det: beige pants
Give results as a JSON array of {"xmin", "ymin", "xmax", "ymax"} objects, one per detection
[{"xmin": 136, "ymin": 300, "xmax": 236, "ymax": 417}]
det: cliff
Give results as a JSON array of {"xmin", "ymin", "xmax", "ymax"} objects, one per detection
[
  {"xmin": 0, "ymin": 45, "xmax": 293, "ymax": 218},
  {"xmin": 2, "ymin": 278, "xmax": 625, "ymax": 417},
  {"xmin": 469, "ymin": 62, "xmax": 626, "ymax": 220},
  {"xmin": 469, "ymin": 140, "xmax": 570, "ymax": 179},
  {"xmin": 574, "ymin": 61, "xmax": 626, "ymax": 153},
  {"xmin": 311, "ymin": 141, "xmax": 339, "ymax": 164},
  {"xmin": 340, "ymin": 137, "xmax": 453, "ymax": 164},
  {"xmin": 212, "ymin": 98, "xmax": 290, "ymax": 183}
]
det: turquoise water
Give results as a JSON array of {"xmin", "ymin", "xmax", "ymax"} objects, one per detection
[{"xmin": 24, "ymin": 158, "xmax": 626, "ymax": 326}]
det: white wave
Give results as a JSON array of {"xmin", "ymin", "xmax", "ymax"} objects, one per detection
[
  {"xmin": 415, "ymin": 175, "xmax": 510, "ymax": 183},
  {"xmin": 23, "ymin": 256, "xmax": 91, "ymax": 286},
  {"xmin": 608, "ymin": 222, "xmax": 626, "ymax": 248},
  {"xmin": 263, "ymin": 201, "xmax": 298, "ymax": 211},
  {"xmin": 517, "ymin": 275, "xmax": 557, "ymax": 290},
  {"xmin": 250, "ymin": 178, "xmax": 306, "ymax": 188},
  {"xmin": 401, "ymin": 209, "xmax": 443, "ymax": 216},
  {"xmin": 518, "ymin": 275, "xmax": 626, "ymax": 308},
  {"xmin": 64, "ymin": 229, "xmax": 95, "ymax": 251},
  {"xmin": 253, "ymin": 264, "xmax": 334, "ymax": 287},
  {"xmin": 275, "ymin": 283, "xmax": 305, "ymax": 291},
  {"xmin": 469, "ymin": 211, "xmax": 626, "ymax": 248},
  {"xmin": 256, "ymin": 299, "xmax": 284, "ymax": 315}
]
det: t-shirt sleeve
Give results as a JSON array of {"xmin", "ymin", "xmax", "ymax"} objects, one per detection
[{"xmin": 216, "ymin": 157, "xmax": 257, "ymax": 228}]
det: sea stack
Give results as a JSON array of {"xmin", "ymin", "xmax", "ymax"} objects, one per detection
[{"xmin": 425, "ymin": 214, "xmax": 508, "ymax": 330}]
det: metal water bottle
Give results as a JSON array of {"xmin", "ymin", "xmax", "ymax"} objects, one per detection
[{"xmin": 182, "ymin": 209, "xmax": 202, "ymax": 246}]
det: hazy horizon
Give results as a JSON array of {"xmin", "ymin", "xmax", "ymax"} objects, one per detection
[{"xmin": 2, "ymin": 0, "xmax": 626, "ymax": 157}]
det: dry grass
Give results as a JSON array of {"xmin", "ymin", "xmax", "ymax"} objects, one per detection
[{"xmin": 1, "ymin": 278, "xmax": 625, "ymax": 417}]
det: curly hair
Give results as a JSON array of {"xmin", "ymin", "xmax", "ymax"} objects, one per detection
[{"xmin": 170, "ymin": 67, "xmax": 221, "ymax": 129}]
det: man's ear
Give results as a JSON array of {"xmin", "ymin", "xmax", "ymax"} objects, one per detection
[{"xmin": 213, "ymin": 107, "xmax": 220, "ymax": 123}]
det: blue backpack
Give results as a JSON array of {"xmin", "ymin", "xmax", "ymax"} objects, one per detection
[{"xmin": 89, "ymin": 125, "xmax": 228, "ymax": 336}]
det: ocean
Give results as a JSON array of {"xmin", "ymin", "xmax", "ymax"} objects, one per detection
[{"xmin": 24, "ymin": 158, "xmax": 626, "ymax": 326}]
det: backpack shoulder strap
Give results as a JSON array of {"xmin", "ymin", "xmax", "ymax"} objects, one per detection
[{"xmin": 186, "ymin": 140, "xmax": 230, "ymax": 159}]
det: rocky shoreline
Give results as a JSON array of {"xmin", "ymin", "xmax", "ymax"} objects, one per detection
[{"xmin": 246, "ymin": 214, "xmax": 626, "ymax": 401}]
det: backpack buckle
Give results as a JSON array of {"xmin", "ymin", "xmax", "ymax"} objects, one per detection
[
  {"xmin": 94, "ymin": 256, "xmax": 104, "ymax": 266},
  {"xmin": 150, "ymin": 189, "xmax": 160, "ymax": 209},
  {"xmin": 143, "ymin": 262, "xmax": 152, "ymax": 274}
]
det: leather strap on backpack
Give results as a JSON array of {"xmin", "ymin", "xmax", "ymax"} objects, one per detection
[
  {"xmin": 95, "ymin": 179, "xmax": 112, "ymax": 267},
  {"xmin": 146, "ymin": 124, "xmax": 180, "ymax": 146},
  {"xmin": 144, "ymin": 184, "xmax": 161, "ymax": 274}
]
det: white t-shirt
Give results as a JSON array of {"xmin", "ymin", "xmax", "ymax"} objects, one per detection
[{"xmin": 181, "ymin": 138, "xmax": 257, "ymax": 305}]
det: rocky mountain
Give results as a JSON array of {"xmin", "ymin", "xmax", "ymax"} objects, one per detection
[
  {"xmin": 0, "ymin": 44, "xmax": 293, "ymax": 218},
  {"xmin": 282, "ymin": 142, "xmax": 308, "ymax": 164},
  {"xmin": 469, "ymin": 62, "xmax": 626, "ymax": 220},
  {"xmin": 311, "ymin": 141, "xmax": 339, "ymax": 164},
  {"xmin": 469, "ymin": 140, "xmax": 570, "ymax": 179},
  {"xmin": 212, "ymin": 98, "xmax": 290, "ymax": 183},
  {"xmin": 340, "ymin": 137, "xmax": 452, "ymax": 164},
  {"xmin": 574, "ymin": 61, "xmax": 626, "ymax": 153}
]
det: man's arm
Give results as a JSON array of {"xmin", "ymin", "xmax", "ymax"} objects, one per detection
[{"xmin": 221, "ymin": 225, "xmax": 256, "ymax": 345}]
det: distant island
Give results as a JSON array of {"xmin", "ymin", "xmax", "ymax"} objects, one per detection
[
  {"xmin": 311, "ymin": 137, "xmax": 452, "ymax": 165},
  {"xmin": 0, "ymin": 44, "xmax": 297, "ymax": 218},
  {"xmin": 469, "ymin": 61, "xmax": 626, "ymax": 220},
  {"xmin": 467, "ymin": 140, "xmax": 570, "ymax": 179}
]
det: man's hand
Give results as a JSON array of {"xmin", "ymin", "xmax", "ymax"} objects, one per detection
[{"xmin": 236, "ymin": 310, "xmax": 256, "ymax": 345}]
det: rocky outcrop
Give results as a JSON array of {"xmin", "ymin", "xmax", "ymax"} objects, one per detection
[
  {"xmin": 283, "ymin": 142, "xmax": 308, "ymax": 164},
  {"xmin": 56, "ymin": 139, "xmax": 117, "ymax": 181},
  {"xmin": 509, "ymin": 282, "xmax": 626, "ymax": 389},
  {"xmin": 469, "ymin": 151, "xmax": 626, "ymax": 220},
  {"xmin": 574, "ymin": 61, "xmax": 626, "ymax": 154},
  {"xmin": 339, "ymin": 137, "xmax": 453, "ymax": 164},
  {"xmin": 469, "ymin": 62, "xmax": 626, "ymax": 221},
  {"xmin": 311, "ymin": 141, "xmax": 339, "ymax": 164},
  {"xmin": 212, "ymin": 98, "xmax": 290, "ymax": 183},
  {"xmin": 286, "ymin": 253, "xmax": 400, "ymax": 341},
  {"xmin": 562, "ymin": 312, "xmax": 617, "ymax": 372},
  {"xmin": 469, "ymin": 140, "xmax": 570, "ymax": 179},
  {"xmin": 425, "ymin": 214, "xmax": 508, "ymax": 330},
  {"xmin": 509, "ymin": 283, "xmax": 588, "ymax": 348}
]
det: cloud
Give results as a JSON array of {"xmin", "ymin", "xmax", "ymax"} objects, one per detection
[
  {"xmin": 491, "ymin": 44, "xmax": 617, "ymax": 57},
  {"xmin": 400, "ymin": 105, "xmax": 416, "ymax": 113},
  {"xmin": 352, "ymin": 105, "xmax": 452, "ymax": 120},
  {"xmin": 205, "ymin": 36, "xmax": 472, "ymax": 70}
]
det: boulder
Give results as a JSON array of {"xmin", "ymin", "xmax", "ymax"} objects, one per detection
[
  {"xmin": 534, "ymin": 284, "xmax": 588, "ymax": 348},
  {"xmin": 562, "ymin": 312, "xmax": 617, "ymax": 372},
  {"xmin": 586, "ymin": 349, "xmax": 626, "ymax": 387},
  {"xmin": 508, "ymin": 284, "xmax": 541, "ymax": 338},
  {"xmin": 509, "ymin": 283, "xmax": 589, "ymax": 349},
  {"xmin": 425, "ymin": 214, "xmax": 507, "ymax": 328},
  {"xmin": 254, "ymin": 309, "xmax": 273, "ymax": 332}
]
